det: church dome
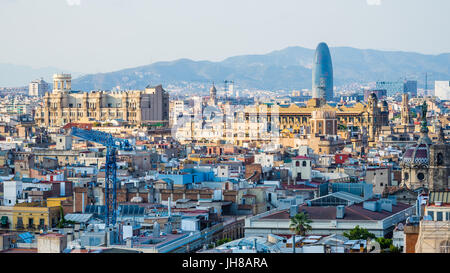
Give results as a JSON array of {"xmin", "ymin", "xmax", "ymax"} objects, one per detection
[{"xmin": 402, "ymin": 143, "xmax": 430, "ymax": 166}]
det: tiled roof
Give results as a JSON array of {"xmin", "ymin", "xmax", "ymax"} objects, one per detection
[{"xmin": 260, "ymin": 202, "xmax": 412, "ymax": 221}]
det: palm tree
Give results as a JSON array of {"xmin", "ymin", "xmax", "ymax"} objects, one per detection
[{"xmin": 290, "ymin": 212, "xmax": 313, "ymax": 236}]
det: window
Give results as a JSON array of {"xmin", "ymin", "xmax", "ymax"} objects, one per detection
[
  {"xmin": 417, "ymin": 172, "xmax": 425, "ymax": 181},
  {"xmin": 437, "ymin": 153, "xmax": 444, "ymax": 165},
  {"xmin": 302, "ymin": 161, "xmax": 307, "ymax": 167},
  {"xmin": 296, "ymin": 161, "xmax": 300, "ymax": 167},
  {"xmin": 436, "ymin": 212, "xmax": 443, "ymax": 221},
  {"xmin": 427, "ymin": 211, "xmax": 434, "ymax": 220}
]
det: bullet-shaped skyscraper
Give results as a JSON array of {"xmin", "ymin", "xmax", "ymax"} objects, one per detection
[{"xmin": 312, "ymin": 42, "xmax": 333, "ymax": 102}]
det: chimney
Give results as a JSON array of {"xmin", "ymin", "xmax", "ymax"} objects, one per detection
[
  {"xmin": 153, "ymin": 222, "xmax": 160, "ymax": 238},
  {"xmin": 126, "ymin": 238, "xmax": 132, "ymax": 248},
  {"xmin": 336, "ymin": 205, "xmax": 345, "ymax": 219},
  {"xmin": 168, "ymin": 197, "xmax": 172, "ymax": 217},
  {"xmin": 289, "ymin": 205, "xmax": 298, "ymax": 218}
]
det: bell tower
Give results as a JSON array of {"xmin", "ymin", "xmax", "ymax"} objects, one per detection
[{"xmin": 401, "ymin": 93, "xmax": 411, "ymax": 126}]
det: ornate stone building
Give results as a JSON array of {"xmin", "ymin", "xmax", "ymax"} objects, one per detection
[
  {"xmin": 244, "ymin": 94, "xmax": 388, "ymax": 142},
  {"xmin": 401, "ymin": 102, "xmax": 450, "ymax": 191},
  {"xmin": 173, "ymin": 94, "xmax": 389, "ymax": 148},
  {"xmin": 35, "ymin": 74, "xmax": 169, "ymax": 127}
]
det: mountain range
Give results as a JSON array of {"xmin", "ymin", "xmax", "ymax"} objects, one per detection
[{"xmin": 2, "ymin": 46, "xmax": 449, "ymax": 91}]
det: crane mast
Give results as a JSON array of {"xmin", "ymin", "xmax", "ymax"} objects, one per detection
[{"xmin": 70, "ymin": 127, "xmax": 133, "ymax": 226}]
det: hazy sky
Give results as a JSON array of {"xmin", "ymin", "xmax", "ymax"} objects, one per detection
[{"xmin": 0, "ymin": 0, "xmax": 449, "ymax": 73}]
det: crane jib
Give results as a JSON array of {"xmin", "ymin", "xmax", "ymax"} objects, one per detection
[{"xmin": 69, "ymin": 126, "xmax": 133, "ymax": 226}]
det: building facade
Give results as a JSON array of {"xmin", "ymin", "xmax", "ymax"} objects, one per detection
[
  {"xmin": 376, "ymin": 81, "xmax": 404, "ymax": 97},
  {"xmin": 435, "ymin": 81, "xmax": 450, "ymax": 101},
  {"xmin": 29, "ymin": 78, "xmax": 49, "ymax": 97},
  {"xmin": 35, "ymin": 74, "xmax": 169, "ymax": 127}
]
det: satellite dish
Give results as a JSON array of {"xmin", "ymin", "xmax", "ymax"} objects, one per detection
[{"xmin": 367, "ymin": 239, "xmax": 381, "ymax": 253}]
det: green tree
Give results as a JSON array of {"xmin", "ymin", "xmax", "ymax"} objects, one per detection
[
  {"xmin": 389, "ymin": 244, "xmax": 402, "ymax": 253},
  {"xmin": 289, "ymin": 212, "xmax": 313, "ymax": 236},
  {"xmin": 376, "ymin": 237, "xmax": 393, "ymax": 249},
  {"xmin": 57, "ymin": 206, "xmax": 75, "ymax": 228},
  {"xmin": 343, "ymin": 225, "xmax": 376, "ymax": 240},
  {"xmin": 216, "ymin": 238, "xmax": 231, "ymax": 246}
]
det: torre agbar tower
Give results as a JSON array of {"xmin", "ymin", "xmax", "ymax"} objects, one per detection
[{"xmin": 312, "ymin": 42, "xmax": 333, "ymax": 102}]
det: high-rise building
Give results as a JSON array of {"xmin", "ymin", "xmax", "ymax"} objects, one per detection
[
  {"xmin": 376, "ymin": 81, "xmax": 404, "ymax": 97},
  {"xmin": 312, "ymin": 42, "xmax": 333, "ymax": 102},
  {"xmin": 29, "ymin": 78, "xmax": 49, "ymax": 97},
  {"xmin": 376, "ymin": 80, "xmax": 417, "ymax": 98},
  {"xmin": 435, "ymin": 81, "xmax": 450, "ymax": 100},
  {"xmin": 404, "ymin": 80, "xmax": 418, "ymax": 97}
]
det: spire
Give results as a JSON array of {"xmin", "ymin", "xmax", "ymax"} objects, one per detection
[{"xmin": 437, "ymin": 122, "xmax": 446, "ymax": 144}]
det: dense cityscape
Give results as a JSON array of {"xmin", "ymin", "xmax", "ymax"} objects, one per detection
[
  {"xmin": 0, "ymin": 2, "xmax": 449, "ymax": 265},
  {"xmin": 0, "ymin": 40, "xmax": 448, "ymax": 255}
]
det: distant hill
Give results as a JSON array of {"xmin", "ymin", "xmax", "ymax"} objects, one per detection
[
  {"xmin": 72, "ymin": 46, "xmax": 450, "ymax": 91},
  {"xmin": 2, "ymin": 46, "xmax": 449, "ymax": 90}
]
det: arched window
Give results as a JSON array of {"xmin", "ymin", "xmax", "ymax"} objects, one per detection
[
  {"xmin": 295, "ymin": 161, "xmax": 300, "ymax": 167},
  {"xmin": 302, "ymin": 161, "xmax": 307, "ymax": 167}
]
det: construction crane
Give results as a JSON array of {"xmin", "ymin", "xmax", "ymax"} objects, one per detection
[{"xmin": 70, "ymin": 127, "xmax": 133, "ymax": 226}]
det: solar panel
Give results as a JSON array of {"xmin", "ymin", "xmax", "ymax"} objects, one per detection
[{"xmin": 19, "ymin": 232, "xmax": 34, "ymax": 243}]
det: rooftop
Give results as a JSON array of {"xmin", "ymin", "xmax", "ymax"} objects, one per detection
[{"xmin": 260, "ymin": 201, "xmax": 412, "ymax": 221}]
